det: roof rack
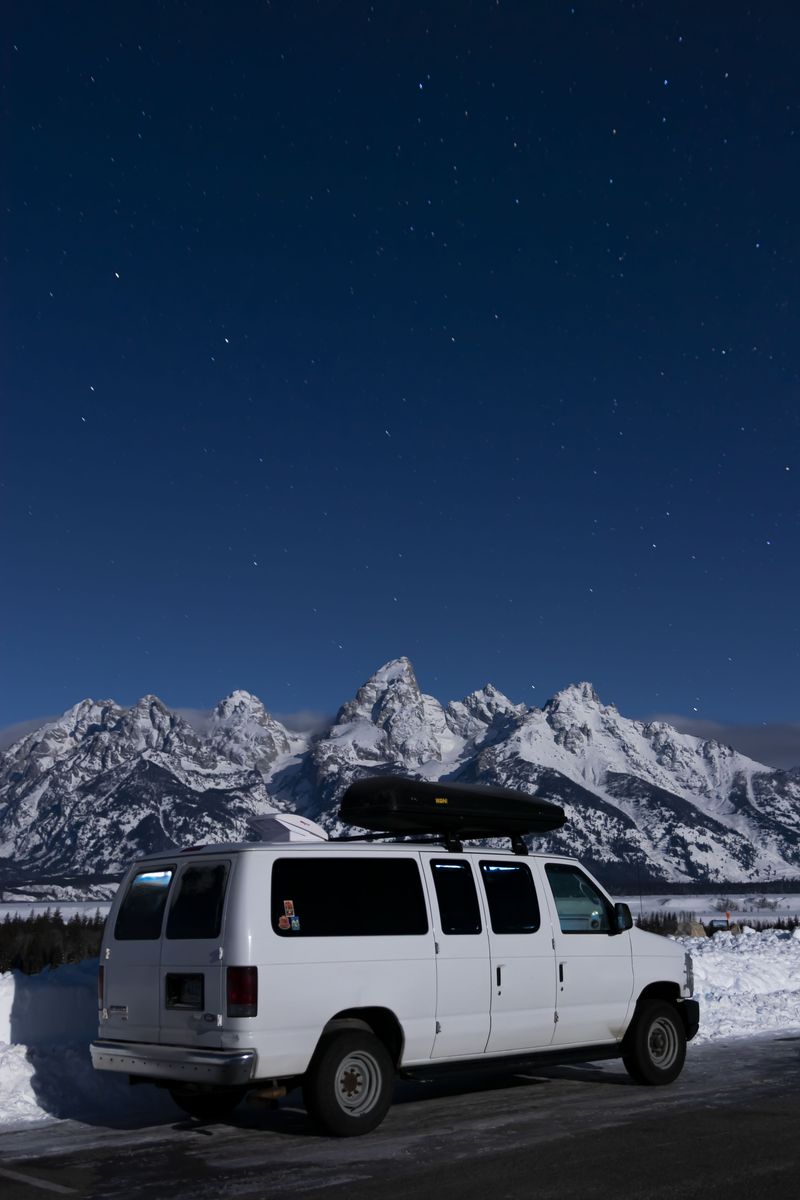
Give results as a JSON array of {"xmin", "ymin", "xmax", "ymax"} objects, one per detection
[
  {"xmin": 330, "ymin": 830, "xmax": 482, "ymax": 853},
  {"xmin": 337, "ymin": 776, "xmax": 565, "ymax": 856}
]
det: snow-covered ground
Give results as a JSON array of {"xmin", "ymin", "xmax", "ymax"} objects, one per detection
[
  {"xmin": 1, "ymin": 927, "xmax": 800, "ymax": 1131},
  {"xmin": 675, "ymin": 926, "xmax": 800, "ymax": 1040}
]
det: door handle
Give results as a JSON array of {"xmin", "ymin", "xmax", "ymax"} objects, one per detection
[
  {"xmin": 559, "ymin": 962, "xmax": 564, "ymax": 984},
  {"xmin": 496, "ymin": 966, "xmax": 502, "ymax": 987}
]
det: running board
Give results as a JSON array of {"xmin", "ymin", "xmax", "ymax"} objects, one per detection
[{"xmin": 399, "ymin": 1043, "xmax": 622, "ymax": 1081}]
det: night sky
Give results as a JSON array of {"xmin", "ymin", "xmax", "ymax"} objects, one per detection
[{"xmin": 3, "ymin": 2, "xmax": 799, "ymax": 754}]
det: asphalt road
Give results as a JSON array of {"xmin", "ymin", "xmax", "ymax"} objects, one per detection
[{"xmin": 1, "ymin": 1035, "xmax": 799, "ymax": 1200}]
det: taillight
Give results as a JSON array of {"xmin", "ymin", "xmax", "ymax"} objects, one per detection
[
  {"xmin": 98, "ymin": 964, "xmax": 105, "ymax": 1010},
  {"xmin": 227, "ymin": 966, "xmax": 257, "ymax": 1017}
]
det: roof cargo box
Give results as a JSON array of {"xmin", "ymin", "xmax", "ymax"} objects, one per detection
[{"xmin": 339, "ymin": 776, "xmax": 565, "ymax": 839}]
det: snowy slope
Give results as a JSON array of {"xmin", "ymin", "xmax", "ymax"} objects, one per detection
[{"xmin": 456, "ymin": 683, "xmax": 800, "ymax": 882}]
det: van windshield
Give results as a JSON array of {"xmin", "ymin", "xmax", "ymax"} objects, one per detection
[{"xmin": 115, "ymin": 867, "xmax": 175, "ymax": 940}]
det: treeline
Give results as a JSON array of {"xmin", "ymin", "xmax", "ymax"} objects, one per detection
[
  {"xmin": 2, "ymin": 906, "xmax": 799, "ymax": 976},
  {"xmin": 636, "ymin": 911, "xmax": 696, "ymax": 935},
  {"xmin": 628, "ymin": 878, "xmax": 800, "ymax": 896},
  {"xmin": 0, "ymin": 910, "xmax": 105, "ymax": 975},
  {"xmin": 636, "ymin": 910, "xmax": 800, "ymax": 936}
]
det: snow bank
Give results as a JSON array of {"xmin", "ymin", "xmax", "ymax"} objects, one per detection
[
  {"xmin": 0, "ymin": 959, "xmax": 173, "ymax": 1129},
  {"xmin": 676, "ymin": 925, "xmax": 800, "ymax": 1042},
  {"xmin": 1, "ymin": 929, "xmax": 800, "ymax": 1129}
]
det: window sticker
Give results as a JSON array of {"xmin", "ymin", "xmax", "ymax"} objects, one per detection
[
  {"xmin": 284, "ymin": 900, "xmax": 295, "ymax": 916},
  {"xmin": 278, "ymin": 915, "xmax": 290, "ymax": 930},
  {"xmin": 290, "ymin": 916, "xmax": 301, "ymax": 931}
]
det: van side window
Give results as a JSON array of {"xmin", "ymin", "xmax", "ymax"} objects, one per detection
[
  {"xmin": 166, "ymin": 863, "xmax": 230, "ymax": 940},
  {"xmin": 430, "ymin": 860, "xmax": 482, "ymax": 935},
  {"xmin": 114, "ymin": 867, "xmax": 175, "ymax": 941},
  {"xmin": 271, "ymin": 858, "xmax": 428, "ymax": 937},
  {"xmin": 479, "ymin": 862, "xmax": 540, "ymax": 934},
  {"xmin": 545, "ymin": 864, "xmax": 612, "ymax": 934}
]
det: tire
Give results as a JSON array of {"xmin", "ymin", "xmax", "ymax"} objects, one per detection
[
  {"xmin": 169, "ymin": 1085, "xmax": 247, "ymax": 1121},
  {"xmin": 302, "ymin": 1030, "xmax": 394, "ymax": 1137},
  {"xmin": 622, "ymin": 999, "xmax": 687, "ymax": 1086}
]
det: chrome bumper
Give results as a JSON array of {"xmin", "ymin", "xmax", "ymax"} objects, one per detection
[{"xmin": 90, "ymin": 1040, "xmax": 257, "ymax": 1086}]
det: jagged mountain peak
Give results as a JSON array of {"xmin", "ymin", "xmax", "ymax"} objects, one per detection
[
  {"xmin": 371, "ymin": 656, "xmax": 417, "ymax": 684},
  {"xmin": 59, "ymin": 696, "xmax": 119, "ymax": 724},
  {"xmin": 464, "ymin": 682, "xmax": 521, "ymax": 713},
  {"xmin": 317, "ymin": 658, "xmax": 455, "ymax": 782},
  {"xmin": 547, "ymin": 681, "xmax": 604, "ymax": 709},
  {"xmin": 446, "ymin": 683, "xmax": 525, "ymax": 742},
  {"xmin": 114, "ymin": 694, "xmax": 193, "ymax": 752},
  {"xmin": 45, "ymin": 697, "xmax": 122, "ymax": 739},
  {"xmin": 213, "ymin": 689, "xmax": 271, "ymax": 722},
  {"xmin": 335, "ymin": 658, "xmax": 422, "ymax": 723},
  {"xmin": 207, "ymin": 689, "xmax": 293, "ymax": 771},
  {"xmin": 1, "ymin": 698, "xmax": 123, "ymax": 768},
  {"xmin": 130, "ymin": 693, "xmax": 169, "ymax": 710},
  {"xmin": 359, "ymin": 655, "xmax": 419, "ymax": 697}
]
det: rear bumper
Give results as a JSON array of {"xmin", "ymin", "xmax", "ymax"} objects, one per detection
[{"xmin": 90, "ymin": 1039, "xmax": 257, "ymax": 1086}]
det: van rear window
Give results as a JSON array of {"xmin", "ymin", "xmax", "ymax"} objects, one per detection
[
  {"xmin": 115, "ymin": 867, "xmax": 175, "ymax": 941},
  {"xmin": 271, "ymin": 858, "xmax": 428, "ymax": 937},
  {"xmin": 166, "ymin": 863, "xmax": 230, "ymax": 940}
]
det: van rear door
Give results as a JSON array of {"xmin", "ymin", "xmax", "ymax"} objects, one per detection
[
  {"xmin": 158, "ymin": 859, "xmax": 231, "ymax": 1047},
  {"xmin": 104, "ymin": 864, "xmax": 176, "ymax": 1043}
]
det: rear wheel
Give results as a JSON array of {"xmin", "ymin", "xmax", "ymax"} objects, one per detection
[
  {"xmin": 623, "ymin": 999, "xmax": 686, "ymax": 1085},
  {"xmin": 303, "ymin": 1030, "xmax": 394, "ymax": 1136},
  {"xmin": 169, "ymin": 1085, "xmax": 247, "ymax": 1121}
]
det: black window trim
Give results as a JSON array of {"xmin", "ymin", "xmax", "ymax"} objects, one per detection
[
  {"xmin": 544, "ymin": 862, "xmax": 615, "ymax": 936},
  {"xmin": 478, "ymin": 858, "xmax": 541, "ymax": 935},
  {"xmin": 270, "ymin": 854, "xmax": 430, "ymax": 938},
  {"xmin": 429, "ymin": 857, "xmax": 483, "ymax": 936}
]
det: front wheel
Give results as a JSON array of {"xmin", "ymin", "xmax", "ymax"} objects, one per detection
[
  {"xmin": 623, "ymin": 999, "xmax": 687, "ymax": 1085},
  {"xmin": 303, "ymin": 1030, "xmax": 394, "ymax": 1136},
  {"xmin": 169, "ymin": 1084, "xmax": 247, "ymax": 1121}
]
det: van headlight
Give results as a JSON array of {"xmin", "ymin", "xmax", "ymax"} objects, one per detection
[{"xmin": 684, "ymin": 952, "xmax": 694, "ymax": 997}]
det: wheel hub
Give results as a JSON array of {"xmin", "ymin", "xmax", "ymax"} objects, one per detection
[
  {"xmin": 648, "ymin": 1016, "xmax": 678, "ymax": 1068},
  {"xmin": 340, "ymin": 1067, "xmax": 363, "ymax": 1098},
  {"xmin": 333, "ymin": 1050, "xmax": 382, "ymax": 1115}
]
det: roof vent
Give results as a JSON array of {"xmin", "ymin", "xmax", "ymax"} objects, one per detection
[{"xmin": 247, "ymin": 812, "xmax": 329, "ymax": 843}]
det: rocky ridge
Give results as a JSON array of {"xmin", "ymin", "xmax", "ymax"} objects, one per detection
[{"xmin": 1, "ymin": 657, "xmax": 799, "ymax": 893}]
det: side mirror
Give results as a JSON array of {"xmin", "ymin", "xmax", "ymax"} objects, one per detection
[{"xmin": 613, "ymin": 902, "xmax": 633, "ymax": 933}]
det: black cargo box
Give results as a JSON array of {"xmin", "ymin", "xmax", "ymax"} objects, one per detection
[{"xmin": 339, "ymin": 776, "xmax": 565, "ymax": 838}]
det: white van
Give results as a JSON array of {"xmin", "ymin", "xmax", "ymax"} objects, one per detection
[{"xmin": 91, "ymin": 778, "xmax": 699, "ymax": 1136}]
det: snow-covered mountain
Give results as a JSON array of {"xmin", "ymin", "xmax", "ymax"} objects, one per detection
[
  {"xmin": 0, "ymin": 694, "xmax": 305, "ymax": 881},
  {"xmin": 1, "ymin": 658, "xmax": 799, "ymax": 893}
]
